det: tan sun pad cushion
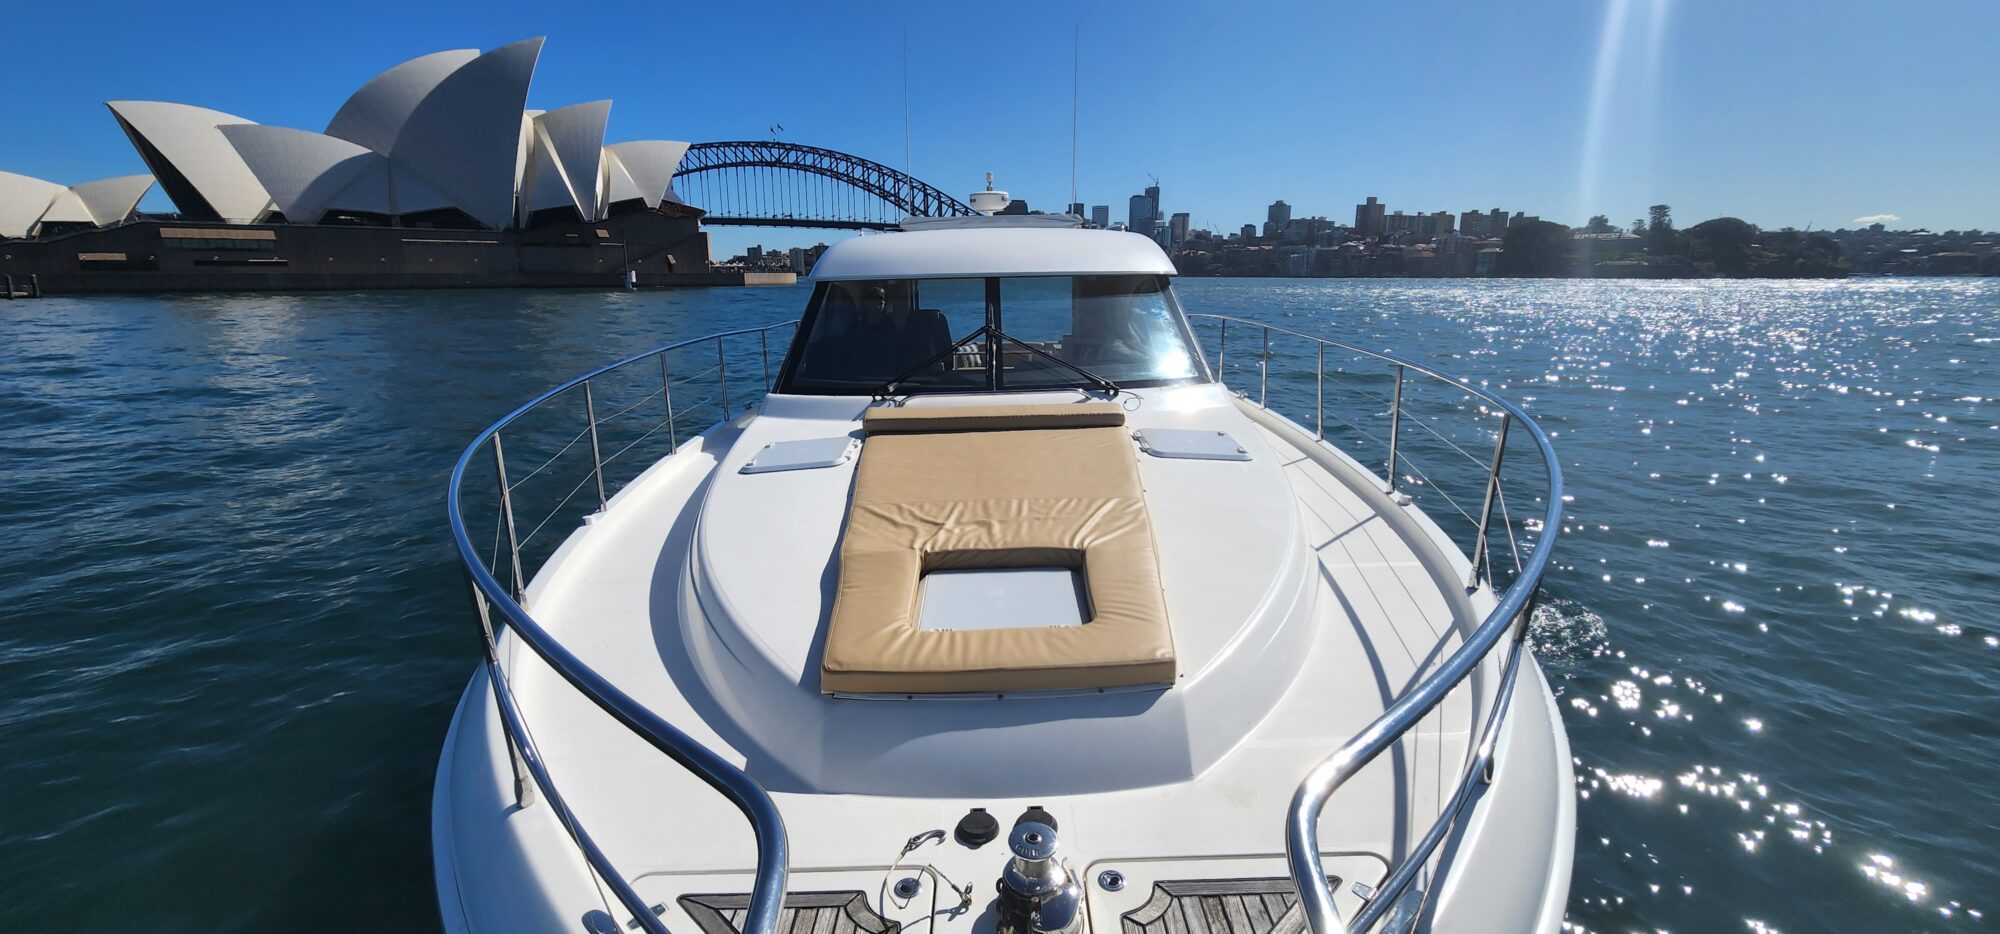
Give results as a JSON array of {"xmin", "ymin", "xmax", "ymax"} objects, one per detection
[
  {"xmin": 861, "ymin": 402, "xmax": 1126, "ymax": 435},
  {"xmin": 821, "ymin": 415, "xmax": 1175, "ymax": 694}
]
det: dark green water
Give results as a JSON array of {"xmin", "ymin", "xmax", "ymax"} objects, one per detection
[{"xmin": 1, "ymin": 279, "xmax": 1992, "ymax": 932}]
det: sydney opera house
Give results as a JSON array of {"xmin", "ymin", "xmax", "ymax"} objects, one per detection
[{"xmin": 0, "ymin": 38, "xmax": 761, "ymax": 292}]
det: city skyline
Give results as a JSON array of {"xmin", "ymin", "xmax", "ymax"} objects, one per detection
[{"xmin": 2, "ymin": 0, "xmax": 1995, "ymax": 257}]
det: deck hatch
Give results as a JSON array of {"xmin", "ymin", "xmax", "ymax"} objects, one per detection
[
  {"xmin": 1134, "ymin": 428, "xmax": 1252, "ymax": 462},
  {"xmin": 739, "ymin": 436, "xmax": 859, "ymax": 474}
]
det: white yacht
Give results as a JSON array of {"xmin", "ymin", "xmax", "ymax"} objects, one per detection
[{"xmin": 433, "ymin": 213, "xmax": 1573, "ymax": 934}]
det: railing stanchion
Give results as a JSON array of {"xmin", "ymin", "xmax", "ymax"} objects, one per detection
[
  {"xmin": 717, "ymin": 339, "xmax": 732, "ymax": 414},
  {"xmin": 1216, "ymin": 319, "xmax": 1229, "ymax": 378},
  {"xmin": 584, "ymin": 380, "xmax": 608, "ymax": 512},
  {"xmin": 1467, "ymin": 412, "xmax": 1511, "ymax": 591},
  {"xmin": 1260, "ymin": 326, "xmax": 1270, "ymax": 407},
  {"xmin": 759, "ymin": 329, "xmax": 772, "ymax": 391},
  {"xmin": 1315, "ymin": 342, "xmax": 1325, "ymax": 440},
  {"xmin": 661, "ymin": 354, "xmax": 678, "ymax": 453},
  {"xmin": 1386, "ymin": 364, "xmax": 1405, "ymax": 494},
  {"xmin": 491, "ymin": 433, "xmax": 526, "ymax": 602},
  {"xmin": 469, "ymin": 585, "xmax": 534, "ymax": 807}
]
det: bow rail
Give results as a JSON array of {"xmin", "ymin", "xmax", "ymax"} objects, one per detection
[
  {"xmin": 445, "ymin": 320, "xmax": 800, "ymax": 934},
  {"xmin": 1189, "ymin": 314, "xmax": 1564, "ymax": 933}
]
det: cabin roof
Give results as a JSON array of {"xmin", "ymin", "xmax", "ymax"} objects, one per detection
[{"xmin": 810, "ymin": 227, "xmax": 1177, "ymax": 281}]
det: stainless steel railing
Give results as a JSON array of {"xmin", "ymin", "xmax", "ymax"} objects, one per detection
[
  {"xmin": 1189, "ymin": 314, "xmax": 1564, "ymax": 933},
  {"xmin": 445, "ymin": 320, "xmax": 799, "ymax": 934}
]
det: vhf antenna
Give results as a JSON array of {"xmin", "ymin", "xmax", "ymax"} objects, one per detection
[
  {"xmin": 1070, "ymin": 23, "xmax": 1080, "ymax": 215},
  {"xmin": 902, "ymin": 25, "xmax": 912, "ymax": 213}
]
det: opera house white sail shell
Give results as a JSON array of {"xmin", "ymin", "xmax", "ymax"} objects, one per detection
[
  {"xmin": 0, "ymin": 170, "xmax": 154, "ymax": 239},
  {"xmin": 107, "ymin": 101, "xmax": 273, "ymax": 224},
  {"xmin": 521, "ymin": 101, "xmax": 613, "ymax": 225}
]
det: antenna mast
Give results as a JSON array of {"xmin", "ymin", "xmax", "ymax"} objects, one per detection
[
  {"xmin": 902, "ymin": 26, "xmax": 912, "ymax": 212},
  {"xmin": 1070, "ymin": 24, "xmax": 1080, "ymax": 214}
]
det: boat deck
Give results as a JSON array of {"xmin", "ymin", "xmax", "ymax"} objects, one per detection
[{"xmin": 438, "ymin": 392, "xmax": 1518, "ymax": 931}]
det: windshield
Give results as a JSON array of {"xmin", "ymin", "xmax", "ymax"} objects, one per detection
[{"xmin": 779, "ymin": 274, "xmax": 1206, "ymax": 394}]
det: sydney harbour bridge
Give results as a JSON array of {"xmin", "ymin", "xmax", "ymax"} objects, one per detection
[{"xmin": 676, "ymin": 141, "xmax": 978, "ymax": 231}]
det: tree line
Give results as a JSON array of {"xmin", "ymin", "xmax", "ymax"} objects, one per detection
[{"xmin": 1498, "ymin": 205, "xmax": 1850, "ymax": 278}]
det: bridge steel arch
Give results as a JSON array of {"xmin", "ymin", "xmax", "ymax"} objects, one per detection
[{"xmin": 676, "ymin": 141, "xmax": 975, "ymax": 230}]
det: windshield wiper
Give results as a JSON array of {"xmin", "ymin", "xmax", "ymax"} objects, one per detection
[
  {"xmin": 871, "ymin": 325, "xmax": 986, "ymax": 398},
  {"xmin": 872, "ymin": 324, "xmax": 1121, "ymax": 399}
]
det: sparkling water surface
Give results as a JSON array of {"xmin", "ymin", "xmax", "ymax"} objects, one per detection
[{"xmin": 1, "ymin": 279, "xmax": 1993, "ymax": 932}]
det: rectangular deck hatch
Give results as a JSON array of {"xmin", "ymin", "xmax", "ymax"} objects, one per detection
[
  {"xmin": 916, "ymin": 568, "xmax": 1088, "ymax": 631},
  {"xmin": 739, "ymin": 437, "xmax": 859, "ymax": 474},
  {"xmin": 1134, "ymin": 427, "xmax": 1252, "ymax": 461}
]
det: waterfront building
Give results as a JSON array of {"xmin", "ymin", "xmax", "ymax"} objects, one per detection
[
  {"xmin": 94, "ymin": 40, "xmax": 690, "ymax": 231},
  {"xmin": 1169, "ymin": 212, "xmax": 1190, "ymax": 246},
  {"xmin": 1460, "ymin": 209, "xmax": 1510, "ymax": 238},
  {"xmin": 1355, "ymin": 196, "xmax": 1385, "ymax": 237},
  {"xmin": 1265, "ymin": 200, "xmax": 1292, "ymax": 238},
  {"xmin": 4, "ymin": 39, "xmax": 687, "ymax": 233},
  {"xmin": 1090, "ymin": 205, "xmax": 1110, "ymax": 228},
  {"xmin": 0, "ymin": 38, "xmax": 740, "ymax": 292}
]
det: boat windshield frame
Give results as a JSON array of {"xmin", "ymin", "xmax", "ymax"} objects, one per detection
[{"xmin": 771, "ymin": 273, "xmax": 1213, "ymax": 396}]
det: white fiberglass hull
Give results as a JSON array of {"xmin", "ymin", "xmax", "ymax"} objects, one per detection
[{"xmin": 433, "ymin": 389, "xmax": 1572, "ymax": 934}]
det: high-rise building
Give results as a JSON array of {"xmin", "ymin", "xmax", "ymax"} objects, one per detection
[
  {"xmin": 1090, "ymin": 205, "xmax": 1109, "ymax": 228},
  {"xmin": 1428, "ymin": 211, "xmax": 1454, "ymax": 238},
  {"xmin": 1264, "ymin": 200, "xmax": 1292, "ymax": 238},
  {"xmin": 1128, "ymin": 185, "xmax": 1159, "ymax": 240},
  {"xmin": 1240, "ymin": 223, "xmax": 1257, "ymax": 241},
  {"xmin": 1459, "ymin": 210, "xmax": 1486, "ymax": 238},
  {"xmin": 1066, "ymin": 201, "xmax": 1086, "ymax": 218},
  {"xmin": 1169, "ymin": 212, "xmax": 1190, "ymax": 246},
  {"xmin": 1355, "ymin": 196, "xmax": 1385, "ymax": 237}
]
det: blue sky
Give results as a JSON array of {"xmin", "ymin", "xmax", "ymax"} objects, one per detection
[{"xmin": 5, "ymin": 0, "xmax": 1996, "ymax": 256}]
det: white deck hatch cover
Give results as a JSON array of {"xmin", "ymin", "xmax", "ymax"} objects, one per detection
[
  {"xmin": 916, "ymin": 568, "xmax": 1088, "ymax": 631},
  {"xmin": 739, "ymin": 437, "xmax": 859, "ymax": 474},
  {"xmin": 1134, "ymin": 427, "xmax": 1252, "ymax": 461}
]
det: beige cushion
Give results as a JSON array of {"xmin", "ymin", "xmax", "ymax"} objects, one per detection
[
  {"xmin": 861, "ymin": 402, "xmax": 1126, "ymax": 435},
  {"xmin": 821, "ymin": 414, "xmax": 1175, "ymax": 694}
]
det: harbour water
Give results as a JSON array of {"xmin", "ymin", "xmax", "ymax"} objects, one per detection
[{"xmin": 1, "ymin": 279, "xmax": 1993, "ymax": 932}]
